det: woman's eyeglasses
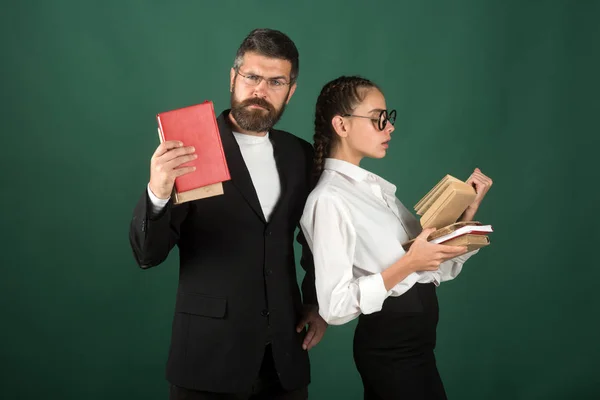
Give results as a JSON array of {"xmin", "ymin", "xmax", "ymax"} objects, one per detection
[{"xmin": 342, "ymin": 109, "xmax": 397, "ymax": 131}]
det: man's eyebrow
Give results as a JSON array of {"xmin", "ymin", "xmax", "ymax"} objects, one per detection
[{"xmin": 242, "ymin": 70, "xmax": 288, "ymax": 80}]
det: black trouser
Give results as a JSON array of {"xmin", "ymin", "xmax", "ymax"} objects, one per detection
[
  {"xmin": 169, "ymin": 344, "xmax": 308, "ymax": 400},
  {"xmin": 353, "ymin": 283, "xmax": 447, "ymax": 400}
]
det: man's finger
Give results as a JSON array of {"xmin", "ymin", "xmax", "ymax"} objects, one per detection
[
  {"xmin": 174, "ymin": 166, "xmax": 196, "ymax": 178},
  {"xmin": 296, "ymin": 318, "xmax": 307, "ymax": 333},
  {"xmin": 153, "ymin": 140, "xmax": 183, "ymax": 158},
  {"xmin": 165, "ymin": 153, "xmax": 198, "ymax": 171},
  {"xmin": 303, "ymin": 326, "xmax": 316, "ymax": 350},
  {"xmin": 159, "ymin": 146, "xmax": 196, "ymax": 164},
  {"xmin": 306, "ymin": 328, "xmax": 324, "ymax": 350}
]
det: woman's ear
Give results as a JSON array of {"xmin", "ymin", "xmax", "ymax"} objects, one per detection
[{"xmin": 331, "ymin": 115, "xmax": 349, "ymax": 138}]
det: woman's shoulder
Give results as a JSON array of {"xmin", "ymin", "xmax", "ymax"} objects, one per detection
[
  {"xmin": 306, "ymin": 173, "xmax": 352, "ymax": 209},
  {"xmin": 302, "ymin": 180, "xmax": 354, "ymax": 231}
]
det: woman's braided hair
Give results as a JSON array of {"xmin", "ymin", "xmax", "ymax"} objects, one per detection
[{"xmin": 312, "ymin": 76, "xmax": 379, "ymax": 184}]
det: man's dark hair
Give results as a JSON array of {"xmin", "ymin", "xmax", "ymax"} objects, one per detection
[{"xmin": 233, "ymin": 28, "xmax": 299, "ymax": 83}]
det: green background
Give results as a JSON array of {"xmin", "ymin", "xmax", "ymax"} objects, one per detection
[{"xmin": 2, "ymin": 0, "xmax": 599, "ymax": 398}]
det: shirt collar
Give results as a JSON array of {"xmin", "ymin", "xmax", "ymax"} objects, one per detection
[
  {"xmin": 324, "ymin": 158, "xmax": 397, "ymax": 194},
  {"xmin": 232, "ymin": 131, "xmax": 270, "ymax": 144},
  {"xmin": 324, "ymin": 158, "xmax": 369, "ymax": 181}
]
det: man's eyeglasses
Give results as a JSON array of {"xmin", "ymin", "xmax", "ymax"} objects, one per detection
[
  {"xmin": 236, "ymin": 70, "xmax": 291, "ymax": 91},
  {"xmin": 342, "ymin": 109, "xmax": 397, "ymax": 131}
]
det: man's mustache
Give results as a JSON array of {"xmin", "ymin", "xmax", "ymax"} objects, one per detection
[{"xmin": 238, "ymin": 97, "xmax": 274, "ymax": 112}]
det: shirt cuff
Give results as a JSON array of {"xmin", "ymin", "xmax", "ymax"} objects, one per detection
[
  {"xmin": 439, "ymin": 249, "xmax": 480, "ymax": 282},
  {"xmin": 454, "ymin": 249, "xmax": 479, "ymax": 263},
  {"xmin": 357, "ymin": 273, "xmax": 389, "ymax": 315},
  {"xmin": 147, "ymin": 184, "xmax": 169, "ymax": 216},
  {"xmin": 393, "ymin": 272, "xmax": 423, "ymax": 294}
]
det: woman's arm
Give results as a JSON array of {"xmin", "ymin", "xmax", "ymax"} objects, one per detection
[{"xmin": 300, "ymin": 194, "xmax": 390, "ymax": 325}]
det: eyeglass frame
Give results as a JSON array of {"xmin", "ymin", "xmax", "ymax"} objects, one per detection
[
  {"xmin": 342, "ymin": 109, "xmax": 397, "ymax": 131},
  {"xmin": 235, "ymin": 69, "xmax": 293, "ymax": 91}
]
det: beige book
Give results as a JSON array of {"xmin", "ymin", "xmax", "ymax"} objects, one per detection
[
  {"xmin": 172, "ymin": 182, "xmax": 224, "ymax": 204},
  {"xmin": 443, "ymin": 234, "xmax": 490, "ymax": 252},
  {"xmin": 415, "ymin": 175, "xmax": 456, "ymax": 213},
  {"xmin": 414, "ymin": 175, "xmax": 476, "ymax": 229}
]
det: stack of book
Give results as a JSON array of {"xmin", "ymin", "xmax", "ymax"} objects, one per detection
[{"xmin": 402, "ymin": 174, "xmax": 493, "ymax": 252}]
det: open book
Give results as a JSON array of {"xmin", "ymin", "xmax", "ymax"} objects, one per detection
[
  {"xmin": 402, "ymin": 174, "xmax": 493, "ymax": 252},
  {"xmin": 402, "ymin": 221, "xmax": 492, "ymax": 252}
]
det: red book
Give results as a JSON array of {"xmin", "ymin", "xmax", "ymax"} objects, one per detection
[{"xmin": 156, "ymin": 101, "xmax": 230, "ymax": 203}]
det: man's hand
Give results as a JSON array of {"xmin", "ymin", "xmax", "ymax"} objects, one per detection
[
  {"xmin": 149, "ymin": 140, "xmax": 197, "ymax": 199},
  {"xmin": 296, "ymin": 305, "xmax": 328, "ymax": 351},
  {"xmin": 460, "ymin": 168, "xmax": 493, "ymax": 222}
]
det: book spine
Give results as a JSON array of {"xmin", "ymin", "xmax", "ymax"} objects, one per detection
[
  {"xmin": 156, "ymin": 115, "xmax": 166, "ymax": 143},
  {"xmin": 156, "ymin": 115, "xmax": 179, "ymax": 197},
  {"xmin": 207, "ymin": 101, "xmax": 231, "ymax": 179}
]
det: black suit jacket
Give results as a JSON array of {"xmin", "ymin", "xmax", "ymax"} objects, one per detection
[{"xmin": 129, "ymin": 110, "xmax": 317, "ymax": 393}]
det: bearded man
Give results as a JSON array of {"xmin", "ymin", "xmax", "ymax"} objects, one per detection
[{"xmin": 128, "ymin": 28, "xmax": 327, "ymax": 400}]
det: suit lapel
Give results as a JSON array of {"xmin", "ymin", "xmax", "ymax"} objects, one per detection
[
  {"xmin": 267, "ymin": 129, "xmax": 291, "ymax": 224},
  {"xmin": 217, "ymin": 111, "xmax": 266, "ymax": 223}
]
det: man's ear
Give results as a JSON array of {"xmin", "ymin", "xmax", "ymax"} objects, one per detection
[
  {"xmin": 285, "ymin": 82, "xmax": 297, "ymax": 104},
  {"xmin": 229, "ymin": 68, "xmax": 236, "ymax": 92}
]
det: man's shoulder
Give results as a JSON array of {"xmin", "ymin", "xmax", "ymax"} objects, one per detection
[{"xmin": 271, "ymin": 128, "xmax": 314, "ymax": 156}]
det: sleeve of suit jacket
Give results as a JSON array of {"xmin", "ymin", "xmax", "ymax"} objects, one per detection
[
  {"xmin": 297, "ymin": 139, "xmax": 318, "ymax": 307},
  {"xmin": 297, "ymin": 228, "xmax": 318, "ymax": 306},
  {"xmin": 129, "ymin": 189, "xmax": 190, "ymax": 269}
]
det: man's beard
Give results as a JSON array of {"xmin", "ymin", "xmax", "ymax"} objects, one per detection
[{"xmin": 230, "ymin": 86, "xmax": 287, "ymax": 132}]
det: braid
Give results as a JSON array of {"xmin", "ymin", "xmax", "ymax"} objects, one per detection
[
  {"xmin": 312, "ymin": 104, "xmax": 331, "ymax": 183},
  {"xmin": 311, "ymin": 76, "xmax": 379, "ymax": 185}
]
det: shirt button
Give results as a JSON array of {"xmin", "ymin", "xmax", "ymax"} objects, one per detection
[
  {"xmin": 265, "ymin": 269, "xmax": 273, "ymax": 276},
  {"xmin": 261, "ymin": 309, "xmax": 270, "ymax": 317}
]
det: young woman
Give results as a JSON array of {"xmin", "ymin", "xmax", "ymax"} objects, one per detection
[{"xmin": 300, "ymin": 76, "xmax": 492, "ymax": 400}]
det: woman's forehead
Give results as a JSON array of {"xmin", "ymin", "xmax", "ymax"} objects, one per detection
[{"xmin": 356, "ymin": 89, "xmax": 386, "ymax": 112}]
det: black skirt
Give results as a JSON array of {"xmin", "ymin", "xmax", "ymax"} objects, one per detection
[{"xmin": 353, "ymin": 283, "xmax": 448, "ymax": 400}]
